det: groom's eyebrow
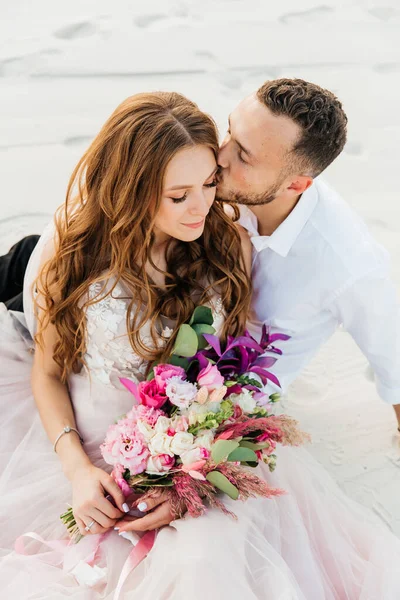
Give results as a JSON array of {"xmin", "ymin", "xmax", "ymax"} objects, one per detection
[
  {"xmin": 165, "ymin": 166, "xmax": 218, "ymax": 191},
  {"xmin": 228, "ymin": 116, "xmax": 253, "ymax": 159}
]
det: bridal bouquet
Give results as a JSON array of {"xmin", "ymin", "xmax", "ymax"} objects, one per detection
[{"xmin": 61, "ymin": 307, "xmax": 309, "ymax": 540}]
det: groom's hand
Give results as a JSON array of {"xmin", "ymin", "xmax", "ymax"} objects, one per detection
[{"xmin": 116, "ymin": 491, "xmax": 175, "ymax": 533}]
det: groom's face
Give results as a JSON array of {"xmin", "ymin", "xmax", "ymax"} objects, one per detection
[{"xmin": 217, "ymin": 94, "xmax": 301, "ymax": 205}]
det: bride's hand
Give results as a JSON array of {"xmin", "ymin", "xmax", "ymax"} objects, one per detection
[
  {"xmin": 116, "ymin": 491, "xmax": 176, "ymax": 533},
  {"xmin": 71, "ymin": 463, "xmax": 128, "ymax": 535}
]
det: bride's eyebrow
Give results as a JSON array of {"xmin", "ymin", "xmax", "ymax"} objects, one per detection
[{"xmin": 165, "ymin": 166, "xmax": 218, "ymax": 191}]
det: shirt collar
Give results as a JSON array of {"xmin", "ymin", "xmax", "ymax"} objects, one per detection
[{"xmin": 238, "ymin": 180, "xmax": 319, "ymax": 257}]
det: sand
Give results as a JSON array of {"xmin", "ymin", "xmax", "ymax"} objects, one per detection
[{"xmin": 0, "ymin": 0, "xmax": 399, "ymax": 535}]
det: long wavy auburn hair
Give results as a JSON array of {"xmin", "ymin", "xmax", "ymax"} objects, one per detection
[{"xmin": 35, "ymin": 91, "xmax": 251, "ymax": 382}]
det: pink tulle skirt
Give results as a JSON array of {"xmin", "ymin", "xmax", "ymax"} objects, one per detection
[{"xmin": 1, "ymin": 303, "xmax": 400, "ymax": 599}]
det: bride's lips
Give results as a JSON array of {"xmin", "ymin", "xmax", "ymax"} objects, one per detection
[{"xmin": 182, "ymin": 219, "xmax": 205, "ymax": 229}]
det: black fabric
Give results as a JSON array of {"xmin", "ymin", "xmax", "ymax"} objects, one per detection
[{"xmin": 0, "ymin": 235, "xmax": 40, "ymax": 312}]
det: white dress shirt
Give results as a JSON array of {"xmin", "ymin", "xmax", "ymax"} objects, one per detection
[{"xmin": 240, "ymin": 177, "xmax": 400, "ymax": 405}]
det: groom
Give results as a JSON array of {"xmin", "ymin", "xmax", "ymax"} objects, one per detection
[
  {"xmin": 216, "ymin": 78, "xmax": 400, "ymax": 428},
  {"xmin": 1, "ymin": 78, "xmax": 399, "ymax": 430}
]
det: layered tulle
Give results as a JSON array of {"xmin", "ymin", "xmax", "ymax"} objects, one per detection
[{"xmin": 1, "ymin": 306, "xmax": 400, "ymax": 599}]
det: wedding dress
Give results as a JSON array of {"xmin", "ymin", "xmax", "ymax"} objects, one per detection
[{"xmin": 0, "ymin": 222, "xmax": 400, "ymax": 600}]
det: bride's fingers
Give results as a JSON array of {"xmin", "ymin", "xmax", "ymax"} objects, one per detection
[
  {"xmin": 97, "ymin": 494, "xmax": 124, "ymax": 520},
  {"xmin": 131, "ymin": 490, "xmax": 170, "ymax": 513},
  {"xmin": 76, "ymin": 516, "xmax": 89, "ymax": 536},
  {"xmin": 119, "ymin": 501, "xmax": 174, "ymax": 533},
  {"xmin": 81, "ymin": 516, "xmax": 103, "ymax": 535},
  {"xmin": 87, "ymin": 507, "xmax": 116, "ymax": 530}
]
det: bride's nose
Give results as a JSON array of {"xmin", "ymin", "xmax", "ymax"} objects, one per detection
[{"xmin": 188, "ymin": 192, "xmax": 212, "ymax": 217}]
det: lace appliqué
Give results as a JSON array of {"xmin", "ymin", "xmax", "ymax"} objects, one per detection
[{"xmin": 83, "ymin": 280, "xmax": 225, "ymax": 388}]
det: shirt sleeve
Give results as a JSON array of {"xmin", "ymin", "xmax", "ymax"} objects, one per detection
[{"xmin": 330, "ymin": 266, "xmax": 400, "ymax": 405}]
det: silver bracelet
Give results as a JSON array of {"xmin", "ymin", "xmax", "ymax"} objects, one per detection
[{"xmin": 53, "ymin": 426, "xmax": 84, "ymax": 453}]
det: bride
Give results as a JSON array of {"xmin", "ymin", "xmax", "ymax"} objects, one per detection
[{"xmin": 1, "ymin": 91, "xmax": 400, "ymax": 600}]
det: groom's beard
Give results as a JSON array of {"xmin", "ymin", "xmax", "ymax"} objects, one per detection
[{"xmin": 216, "ymin": 178, "xmax": 282, "ymax": 207}]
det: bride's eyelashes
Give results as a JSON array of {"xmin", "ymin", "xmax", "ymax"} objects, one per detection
[
  {"xmin": 170, "ymin": 179, "xmax": 217, "ymax": 203},
  {"xmin": 171, "ymin": 191, "xmax": 188, "ymax": 204}
]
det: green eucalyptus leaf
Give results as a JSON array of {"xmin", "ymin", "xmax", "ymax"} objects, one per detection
[
  {"xmin": 168, "ymin": 355, "xmax": 190, "ymax": 370},
  {"xmin": 240, "ymin": 441, "xmax": 270, "ymax": 451},
  {"xmin": 211, "ymin": 439, "xmax": 240, "ymax": 464},
  {"xmin": 189, "ymin": 306, "xmax": 214, "ymax": 326},
  {"xmin": 192, "ymin": 323, "xmax": 216, "ymax": 349},
  {"xmin": 227, "ymin": 447, "xmax": 258, "ymax": 463},
  {"xmin": 206, "ymin": 471, "xmax": 239, "ymax": 500},
  {"xmin": 172, "ymin": 324, "xmax": 198, "ymax": 357}
]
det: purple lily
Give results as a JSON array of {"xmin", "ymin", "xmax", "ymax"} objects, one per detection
[{"xmin": 195, "ymin": 325, "xmax": 290, "ymax": 389}]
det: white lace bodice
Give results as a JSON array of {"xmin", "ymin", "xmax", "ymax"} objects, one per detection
[{"xmin": 82, "ymin": 277, "xmax": 225, "ymax": 388}]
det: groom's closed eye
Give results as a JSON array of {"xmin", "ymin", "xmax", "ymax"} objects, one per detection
[{"xmin": 227, "ymin": 122, "xmax": 251, "ymax": 165}]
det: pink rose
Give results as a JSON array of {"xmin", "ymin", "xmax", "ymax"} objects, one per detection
[
  {"xmin": 100, "ymin": 420, "xmax": 149, "ymax": 475},
  {"xmin": 138, "ymin": 379, "xmax": 168, "ymax": 409},
  {"xmin": 112, "ymin": 464, "xmax": 131, "ymax": 497},
  {"xmin": 153, "ymin": 364, "xmax": 186, "ymax": 392},
  {"xmin": 197, "ymin": 363, "xmax": 224, "ymax": 391},
  {"xmin": 146, "ymin": 454, "xmax": 175, "ymax": 474}
]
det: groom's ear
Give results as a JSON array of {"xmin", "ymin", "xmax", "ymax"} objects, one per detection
[{"xmin": 287, "ymin": 175, "xmax": 313, "ymax": 195}]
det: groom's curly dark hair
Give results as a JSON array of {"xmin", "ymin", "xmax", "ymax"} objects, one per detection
[{"xmin": 257, "ymin": 78, "xmax": 347, "ymax": 177}]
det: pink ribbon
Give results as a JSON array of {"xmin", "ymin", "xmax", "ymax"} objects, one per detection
[
  {"xmin": 113, "ymin": 530, "xmax": 156, "ymax": 600},
  {"xmin": 15, "ymin": 531, "xmax": 70, "ymax": 566},
  {"xmin": 15, "ymin": 528, "xmax": 156, "ymax": 598}
]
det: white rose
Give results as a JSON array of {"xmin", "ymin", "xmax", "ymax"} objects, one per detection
[
  {"xmin": 146, "ymin": 455, "xmax": 174, "ymax": 474},
  {"xmin": 136, "ymin": 420, "xmax": 155, "ymax": 442},
  {"xmin": 194, "ymin": 430, "xmax": 214, "ymax": 450},
  {"xmin": 148, "ymin": 433, "xmax": 174, "ymax": 457},
  {"xmin": 154, "ymin": 416, "xmax": 172, "ymax": 434},
  {"xmin": 180, "ymin": 447, "xmax": 203, "ymax": 465},
  {"xmin": 165, "ymin": 377, "xmax": 198, "ymax": 409},
  {"xmin": 229, "ymin": 389, "xmax": 257, "ymax": 413},
  {"xmin": 169, "ymin": 432, "xmax": 195, "ymax": 456}
]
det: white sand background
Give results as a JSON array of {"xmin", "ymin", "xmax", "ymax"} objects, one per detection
[{"xmin": 1, "ymin": 1, "xmax": 399, "ymax": 534}]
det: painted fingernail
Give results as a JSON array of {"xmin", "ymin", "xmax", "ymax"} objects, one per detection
[
  {"xmin": 122, "ymin": 503, "xmax": 129, "ymax": 513},
  {"xmin": 137, "ymin": 501, "xmax": 148, "ymax": 512},
  {"xmin": 114, "ymin": 527, "xmax": 120, "ymax": 531}
]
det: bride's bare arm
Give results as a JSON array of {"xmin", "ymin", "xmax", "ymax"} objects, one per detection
[
  {"xmin": 31, "ymin": 321, "xmax": 89, "ymax": 479},
  {"xmin": 31, "ymin": 312, "xmax": 127, "ymax": 534}
]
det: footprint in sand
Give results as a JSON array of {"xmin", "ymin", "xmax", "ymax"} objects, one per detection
[
  {"xmin": 368, "ymin": 7, "xmax": 399, "ymax": 21},
  {"xmin": 54, "ymin": 21, "xmax": 98, "ymax": 40},
  {"xmin": 279, "ymin": 5, "xmax": 334, "ymax": 25},
  {"xmin": 373, "ymin": 63, "xmax": 400, "ymax": 74},
  {"xmin": 134, "ymin": 14, "xmax": 167, "ymax": 29},
  {"xmin": 64, "ymin": 136, "xmax": 93, "ymax": 147},
  {"xmin": 329, "ymin": 444, "xmax": 345, "ymax": 466}
]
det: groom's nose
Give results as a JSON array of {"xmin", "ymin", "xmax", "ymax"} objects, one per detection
[{"xmin": 217, "ymin": 140, "xmax": 229, "ymax": 170}]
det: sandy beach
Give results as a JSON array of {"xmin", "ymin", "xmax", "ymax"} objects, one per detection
[{"xmin": 1, "ymin": 0, "xmax": 399, "ymax": 535}]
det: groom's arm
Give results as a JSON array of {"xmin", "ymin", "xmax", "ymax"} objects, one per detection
[{"xmin": 330, "ymin": 266, "xmax": 400, "ymax": 426}]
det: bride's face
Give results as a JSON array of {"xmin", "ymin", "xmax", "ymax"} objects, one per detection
[{"xmin": 153, "ymin": 145, "xmax": 218, "ymax": 243}]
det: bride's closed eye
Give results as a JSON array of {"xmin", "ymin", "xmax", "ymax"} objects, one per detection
[
  {"xmin": 204, "ymin": 178, "xmax": 217, "ymax": 189},
  {"xmin": 170, "ymin": 179, "xmax": 217, "ymax": 203}
]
